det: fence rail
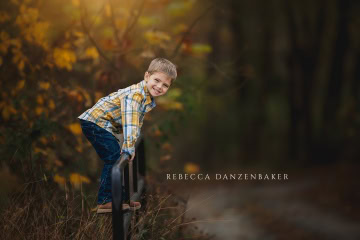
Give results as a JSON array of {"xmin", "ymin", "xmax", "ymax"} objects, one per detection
[{"xmin": 111, "ymin": 136, "xmax": 146, "ymax": 240}]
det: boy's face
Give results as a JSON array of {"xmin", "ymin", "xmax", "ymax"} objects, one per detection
[{"xmin": 144, "ymin": 71, "xmax": 172, "ymax": 97}]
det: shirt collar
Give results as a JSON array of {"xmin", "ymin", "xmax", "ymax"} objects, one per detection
[{"xmin": 141, "ymin": 80, "xmax": 155, "ymax": 106}]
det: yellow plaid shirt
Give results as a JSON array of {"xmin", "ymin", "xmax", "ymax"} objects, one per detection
[{"xmin": 78, "ymin": 80, "xmax": 156, "ymax": 158}]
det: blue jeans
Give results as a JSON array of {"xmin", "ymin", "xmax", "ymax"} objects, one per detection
[{"xmin": 79, "ymin": 119, "xmax": 126, "ymax": 205}]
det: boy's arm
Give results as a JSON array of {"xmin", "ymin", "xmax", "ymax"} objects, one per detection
[{"xmin": 120, "ymin": 93, "xmax": 144, "ymax": 161}]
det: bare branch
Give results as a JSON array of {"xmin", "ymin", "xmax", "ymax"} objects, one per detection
[
  {"xmin": 108, "ymin": 0, "xmax": 123, "ymax": 47},
  {"xmin": 121, "ymin": 0, "xmax": 146, "ymax": 44},
  {"xmin": 79, "ymin": 4, "xmax": 121, "ymax": 73},
  {"xmin": 171, "ymin": 4, "xmax": 215, "ymax": 59}
]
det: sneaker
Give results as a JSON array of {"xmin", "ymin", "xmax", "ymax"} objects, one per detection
[
  {"xmin": 96, "ymin": 201, "xmax": 141, "ymax": 214},
  {"xmin": 96, "ymin": 202, "xmax": 130, "ymax": 214},
  {"xmin": 129, "ymin": 200, "xmax": 141, "ymax": 210}
]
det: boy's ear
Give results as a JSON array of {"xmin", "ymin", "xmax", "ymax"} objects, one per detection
[{"xmin": 144, "ymin": 71, "xmax": 149, "ymax": 82}]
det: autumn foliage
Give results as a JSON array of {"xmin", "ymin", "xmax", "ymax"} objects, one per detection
[{"xmin": 0, "ymin": 0, "xmax": 210, "ymax": 188}]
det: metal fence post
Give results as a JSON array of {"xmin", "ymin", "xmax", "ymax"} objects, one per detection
[{"xmin": 111, "ymin": 136, "xmax": 146, "ymax": 240}]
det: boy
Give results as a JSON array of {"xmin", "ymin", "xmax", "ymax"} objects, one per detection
[{"xmin": 78, "ymin": 58, "xmax": 177, "ymax": 214}]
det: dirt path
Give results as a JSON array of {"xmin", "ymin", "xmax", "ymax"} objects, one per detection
[{"xmin": 168, "ymin": 164, "xmax": 360, "ymax": 240}]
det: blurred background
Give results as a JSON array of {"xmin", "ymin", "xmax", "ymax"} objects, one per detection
[{"xmin": 0, "ymin": 0, "xmax": 359, "ymax": 239}]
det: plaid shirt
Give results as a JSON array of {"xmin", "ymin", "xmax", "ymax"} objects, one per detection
[{"xmin": 78, "ymin": 80, "xmax": 156, "ymax": 158}]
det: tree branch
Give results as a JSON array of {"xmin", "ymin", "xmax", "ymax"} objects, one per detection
[
  {"xmin": 120, "ymin": 0, "xmax": 146, "ymax": 44},
  {"xmin": 108, "ymin": 0, "xmax": 123, "ymax": 47},
  {"xmin": 79, "ymin": 4, "xmax": 121, "ymax": 73},
  {"xmin": 171, "ymin": 4, "xmax": 215, "ymax": 59}
]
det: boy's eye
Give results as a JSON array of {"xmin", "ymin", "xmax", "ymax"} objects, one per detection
[{"xmin": 155, "ymin": 79, "xmax": 159, "ymax": 82}]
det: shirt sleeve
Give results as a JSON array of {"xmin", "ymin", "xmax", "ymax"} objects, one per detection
[{"xmin": 120, "ymin": 93, "xmax": 144, "ymax": 159}]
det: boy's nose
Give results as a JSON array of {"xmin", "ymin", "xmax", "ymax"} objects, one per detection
[{"xmin": 156, "ymin": 83, "xmax": 162, "ymax": 89}]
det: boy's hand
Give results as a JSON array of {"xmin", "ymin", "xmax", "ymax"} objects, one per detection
[{"xmin": 130, "ymin": 153, "xmax": 135, "ymax": 162}]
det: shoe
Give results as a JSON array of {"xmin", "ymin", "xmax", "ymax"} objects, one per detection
[
  {"xmin": 96, "ymin": 203, "xmax": 130, "ymax": 214},
  {"xmin": 129, "ymin": 201, "xmax": 141, "ymax": 210}
]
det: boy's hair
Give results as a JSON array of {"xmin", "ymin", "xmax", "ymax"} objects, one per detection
[{"xmin": 147, "ymin": 58, "xmax": 177, "ymax": 82}]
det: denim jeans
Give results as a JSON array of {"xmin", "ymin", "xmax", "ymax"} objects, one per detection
[{"xmin": 79, "ymin": 119, "xmax": 126, "ymax": 205}]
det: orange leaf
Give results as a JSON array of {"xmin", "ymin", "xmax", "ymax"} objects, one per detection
[
  {"xmin": 184, "ymin": 162, "xmax": 200, "ymax": 174},
  {"xmin": 69, "ymin": 173, "xmax": 90, "ymax": 189},
  {"xmin": 39, "ymin": 81, "xmax": 50, "ymax": 90},
  {"xmin": 54, "ymin": 174, "xmax": 66, "ymax": 186},
  {"xmin": 68, "ymin": 123, "xmax": 82, "ymax": 136}
]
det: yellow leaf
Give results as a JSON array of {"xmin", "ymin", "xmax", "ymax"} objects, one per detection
[
  {"xmin": 160, "ymin": 154, "xmax": 171, "ymax": 162},
  {"xmin": 80, "ymin": 175, "xmax": 90, "ymax": 183},
  {"xmin": 184, "ymin": 162, "xmax": 200, "ymax": 174},
  {"xmin": 104, "ymin": 3, "xmax": 111, "ymax": 17},
  {"xmin": 8, "ymin": 105, "xmax": 17, "ymax": 114},
  {"xmin": 140, "ymin": 49, "xmax": 155, "ymax": 58},
  {"xmin": 168, "ymin": 1, "xmax": 193, "ymax": 17},
  {"xmin": 171, "ymin": 102, "xmax": 184, "ymax": 110},
  {"xmin": 31, "ymin": 21, "xmax": 50, "ymax": 49},
  {"xmin": 158, "ymin": 99, "xmax": 184, "ymax": 111},
  {"xmin": 53, "ymin": 47, "xmax": 76, "ymax": 71},
  {"xmin": 0, "ymin": 12, "xmax": 10, "ymax": 23},
  {"xmin": 191, "ymin": 44, "xmax": 212, "ymax": 56},
  {"xmin": 2, "ymin": 105, "xmax": 17, "ymax": 120},
  {"xmin": 34, "ymin": 147, "xmax": 47, "ymax": 155},
  {"xmin": 85, "ymin": 47, "xmax": 99, "ymax": 60},
  {"xmin": 10, "ymin": 38, "xmax": 21, "ymax": 48},
  {"xmin": 70, "ymin": 173, "xmax": 90, "ymax": 189},
  {"xmin": 2, "ymin": 107, "xmax": 10, "ymax": 120},
  {"xmin": 71, "ymin": 0, "xmax": 80, "ymax": 7},
  {"xmin": 35, "ymin": 106, "xmax": 44, "ymax": 115},
  {"xmin": 100, "ymin": 38, "xmax": 116, "ymax": 51},
  {"xmin": 54, "ymin": 159, "xmax": 63, "ymax": 167},
  {"xmin": 153, "ymin": 128, "xmax": 162, "ymax": 137},
  {"xmin": 77, "ymin": 94, "xmax": 83, "ymax": 102},
  {"xmin": 139, "ymin": 16, "xmax": 159, "ymax": 27},
  {"xmin": 75, "ymin": 145, "xmax": 83, "ymax": 153},
  {"xmin": 16, "ymin": 80, "xmax": 25, "ymax": 90},
  {"xmin": 48, "ymin": 99, "xmax": 55, "ymax": 110},
  {"xmin": 0, "ymin": 31, "xmax": 10, "ymax": 54},
  {"xmin": 115, "ymin": 19, "xmax": 126, "ymax": 29},
  {"xmin": 54, "ymin": 174, "xmax": 66, "ymax": 186},
  {"xmin": 172, "ymin": 23, "xmax": 187, "ymax": 35},
  {"xmin": 73, "ymin": 31, "xmax": 84, "ymax": 38},
  {"xmin": 39, "ymin": 81, "xmax": 50, "ymax": 90},
  {"xmin": 39, "ymin": 136, "xmax": 47, "ymax": 145},
  {"xmin": 144, "ymin": 31, "xmax": 171, "ymax": 45},
  {"xmin": 161, "ymin": 142, "xmax": 173, "ymax": 152},
  {"xmin": 51, "ymin": 134, "xmax": 57, "ymax": 142},
  {"xmin": 168, "ymin": 88, "xmax": 182, "ymax": 99},
  {"xmin": 18, "ymin": 59, "xmax": 25, "ymax": 71},
  {"xmin": 36, "ymin": 95, "xmax": 44, "ymax": 105},
  {"xmin": 68, "ymin": 123, "xmax": 82, "ymax": 135}
]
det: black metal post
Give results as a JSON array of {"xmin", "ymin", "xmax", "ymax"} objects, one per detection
[
  {"xmin": 133, "ymin": 151, "xmax": 138, "ymax": 193},
  {"xmin": 138, "ymin": 139, "xmax": 146, "ymax": 177},
  {"xmin": 111, "ymin": 136, "xmax": 145, "ymax": 240},
  {"xmin": 112, "ymin": 155, "xmax": 127, "ymax": 240}
]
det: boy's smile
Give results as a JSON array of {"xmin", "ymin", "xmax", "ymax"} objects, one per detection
[{"xmin": 145, "ymin": 71, "xmax": 172, "ymax": 97}]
